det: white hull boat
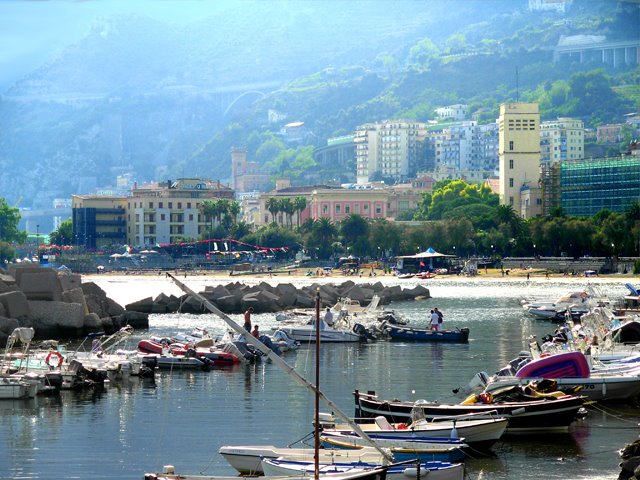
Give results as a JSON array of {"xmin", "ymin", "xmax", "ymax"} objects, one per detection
[
  {"xmin": 0, "ymin": 376, "xmax": 37, "ymax": 399},
  {"xmin": 262, "ymin": 458, "xmax": 464, "ymax": 480},
  {"xmin": 219, "ymin": 445, "xmax": 387, "ymax": 475}
]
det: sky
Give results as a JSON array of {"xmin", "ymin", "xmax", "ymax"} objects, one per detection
[{"xmin": 0, "ymin": 0, "xmax": 217, "ymax": 92}]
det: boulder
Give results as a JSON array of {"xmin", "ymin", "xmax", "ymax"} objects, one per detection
[
  {"xmin": 57, "ymin": 273, "xmax": 82, "ymax": 292},
  {"xmin": 18, "ymin": 270, "xmax": 63, "ymax": 301},
  {"xmin": 178, "ymin": 295, "xmax": 206, "ymax": 314},
  {"xmin": 0, "ymin": 290, "xmax": 30, "ymax": 318},
  {"xmin": 341, "ymin": 284, "xmax": 373, "ymax": 304},
  {"xmin": 62, "ymin": 287, "xmax": 89, "ymax": 314},
  {"xmin": 125, "ymin": 297, "xmax": 153, "ymax": 313},
  {"xmin": 0, "ymin": 302, "xmax": 4, "ymax": 317},
  {"xmin": 215, "ymin": 295, "xmax": 241, "ymax": 313},
  {"xmin": 27, "ymin": 300, "xmax": 85, "ymax": 337},
  {"xmin": 242, "ymin": 290, "xmax": 281, "ymax": 313},
  {"xmin": 118, "ymin": 311, "xmax": 149, "ymax": 329},
  {"xmin": 0, "ymin": 281, "xmax": 20, "ymax": 294},
  {"xmin": 403, "ymin": 285, "xmax": 430, "ymax": 300},
  {"xmin": 378, "ymin": 285, "xmax": 405, "ymax": 304},
  {"xmin": 84, "ymin": 294, "xmax": 110, "ymax": 318},
  {"xmin": 80, "ymin": 281, "xmax": 107, "ymax": 298},
  {"xmin": 83, "ymin": 313, "xmax": 103, "ymax": 331},
  {"xmin": 8, "ymin": 264, "xmax": 43, "ymax": 285},
  {"xmin": 202, "ymin": 284, "xmax": 231, "ymax": 301},
  {"xmin": 105, "ymin": 298, "xmax": 126, "ymax": 316},
  {"xmin": 0, "ymin": 316, "xmax": 19, "ymax": 336},
  {"xmin": 0, "ymin": 272, "xmax": 16, "ymax": 284},
  {"xmin": 293, "ymin": 292, "xmax": 315, "ymax": 309}
]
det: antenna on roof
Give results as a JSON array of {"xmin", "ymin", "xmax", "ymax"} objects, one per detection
[{"xmin": 516, "ymin": 66, "xmax": 519, "ymax": 103}]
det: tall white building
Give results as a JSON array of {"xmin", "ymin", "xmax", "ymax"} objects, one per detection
[{"xmin": 498, "ymin": 103, "xmax": 541, "ymax": 218}]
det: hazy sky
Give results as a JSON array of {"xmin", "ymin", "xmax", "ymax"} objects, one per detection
[{"xmin": 0, "ymin": 0, "xmax": 216, "ymax": 92}]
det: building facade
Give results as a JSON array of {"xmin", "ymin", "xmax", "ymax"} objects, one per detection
[
  {"xmin": 498, "ymin": 103, "xmax": 541, "ymax": 217},
  {"xmin": 540, "ymin": 117, "xmax": 584, "ymax": 166},
  {"xmin": 230, "ymin": 147, "xmax": 271, "ymax": 194},
  {"xmin": 355, "ymin": 120, "xmax": 428, "ymax": 184},
  {"xmin": 434, "ymin": 104, "xmax": 468, "ymax": 121},
  {"xmin": 561, "ymin": 155, "xmax": 640, "ymax": 216},
  {"xmin": 596, "ymin": 124, "xmax": 624, "ymax": 144},
  {"xmin": 128, "ymin": 178, "xmax": 234, "ymax": 247},
  {"xmin": 71, "ymin": 195, "xmax": 128, "ymax": 249}
]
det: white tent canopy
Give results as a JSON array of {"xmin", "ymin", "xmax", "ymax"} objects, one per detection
[{"xmin": 395, "ymin": 247, "xmax": 454, "ymax": 259}]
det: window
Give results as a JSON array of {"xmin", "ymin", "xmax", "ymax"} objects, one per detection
[
  {"xmin": 509, "ymin": 178, "xmax": 514, "ymax": 188},
  {"xmin": 160, "ymin": 214, "xmax": 165, "ymax": 221},
  {"xmin": 149, "ymin": 202, "xmax": 154, "ymax": 209},
  {"xmin": 363, "ymin": 204, "xmax": 369, "ymax": 211},
  {"xmin": 159, "ymin": 202, "xmax": 163, "ymax": 209},
  {"xmin": 335, "ymin": 205, "xmax": 341, "ymax": 214},
  {"xmin": 509, "ymin": 141, "xmax": 514, "ymax": 151},
  {"xmin": 187, "ymin": 202, "xmax": 191, "ymax": 209},
  {"xmin": 509, "ymin": 159, "xmax": 514, "ymax": 169},
  {"xmin": 178, "ymin": 202, "xmax": 182, "ymax": 209},
  {"xmin": 168, "ymin": 202, "xmax": 173, "ymax": 209},
  {"xmin": 345, "ymin": 205, "xmax": 350, "ymax": 214},
  {"xmin": 323, "ymin": 205, "xmax": 328, "ymax": 214},
  {"xmin": 509, "ymin": 196, "xmax": 514, "ymax": 205},
  {"xmin": 189, "ymin": 214, "xmax": 193, "ymax": 221}
]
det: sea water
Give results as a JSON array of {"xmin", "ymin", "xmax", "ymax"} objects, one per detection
[{"xmin": 0, "ymin": 276, "xmax": 637, "ymax": 479}]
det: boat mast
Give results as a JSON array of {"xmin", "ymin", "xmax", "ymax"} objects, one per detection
[
  {"xmin": 315, "ymin": 289, "xmax": 320, "ymax": 480},
  {"xmin": 166, "ymin": 273, "xmax": 393, "ymax": 462}
]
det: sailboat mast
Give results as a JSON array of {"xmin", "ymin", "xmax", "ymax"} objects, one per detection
[
  {"xmin": 166, "ymin": 274, "xmax": 394, "ymax": 462},
  {"xmin": 315, "ymin": 289, "xmax": 320, "ymax": 480}
]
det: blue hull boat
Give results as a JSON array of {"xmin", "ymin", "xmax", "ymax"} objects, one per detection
[{"xmin": 386, "ymin": 325, "xmax": 470, "ymax": 343}]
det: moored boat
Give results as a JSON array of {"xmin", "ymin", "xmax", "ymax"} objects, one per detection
[
  {"xmin": 354, "ymin": 389, "xmax": 586, "ymax": 435},
  {"xmin": 385, "ymin": 325, "xmax": 469, "ymax": 343}
]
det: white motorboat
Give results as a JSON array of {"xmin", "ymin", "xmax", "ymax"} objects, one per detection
[
  {"xmin": 322, "ymin": 414, "xmax": 506, "ymax": 451},
  {"xmin": 262, "ymin": 458, "xmax": 464, "ymax": 480},
  {"xmin": 0, "ymin": 376, "xmax": 37, "ymax": 399},
  {"xmin": 219, "ymin": 445, "xmax": 388, "ymax": 475}
]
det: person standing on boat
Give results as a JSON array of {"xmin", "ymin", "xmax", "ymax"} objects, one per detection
[
  {"xmin": 434, "ymin": 307, "xmax": 443, "ymax": 329},
  {"xmin": 243, "ymin": 307, "xmax": 253, "ymax": 332},
  {"xmin": 430, "ymin": 309, "xmax": 440, "ymax": 331}
]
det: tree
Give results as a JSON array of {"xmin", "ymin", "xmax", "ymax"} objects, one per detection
[
  {"xmin": 0, "ymin": 197, "xmax": 26, "ymax": 243},
  {"xmin": 50, "ymin": 219, "xmax": 73, "ymax": 245},
  {"xmin": 293, "ymin": 196, "xmax": 307, "ymax": 228},
  {"xmin": 339, "ymin": 214, "xmax": 370, "ymax": 257},
  {"xmin": 266, "ymin": 197, "xmax": 280, "ymax": 224}
]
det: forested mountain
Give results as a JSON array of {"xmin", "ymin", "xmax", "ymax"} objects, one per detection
[{"xmin": 0, "ymin": 0, "xmax": 637, "ymax": 208}]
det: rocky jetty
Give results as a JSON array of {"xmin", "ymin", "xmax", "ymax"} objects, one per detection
[
  {"xmin": 125, "ymin": 280, "xmax": 431, "ymax": 315},
  {"xmin": 0, "ymin": 264, "xmax": 148, "ymax": 347}
]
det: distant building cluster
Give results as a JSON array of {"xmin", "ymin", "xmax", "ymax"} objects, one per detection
[{"xmin": 65, "ymin": 95, "xmax": 640, "ymax": 249}]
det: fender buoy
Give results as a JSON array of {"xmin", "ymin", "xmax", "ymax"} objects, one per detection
[{"xmin": 45, "ymin": 351, "xmax": 63, "ymax": 368}]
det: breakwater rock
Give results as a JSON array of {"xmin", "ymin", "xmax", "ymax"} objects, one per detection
[
  {"xmin": 125, "ymin": 280, "xmax": 431, "ymax": 315},
  {"xmin": 0, "ymin": 264, "xmax": 148, "ymax": 347}
]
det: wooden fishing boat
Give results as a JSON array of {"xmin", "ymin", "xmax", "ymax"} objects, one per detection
[
  {"xmin": 353, "ymin": 389, "xmax": 586, "ymax": 435},
  {"xmin": 385, "ymin": 325, "xmax": 469, "ymax": 343}
]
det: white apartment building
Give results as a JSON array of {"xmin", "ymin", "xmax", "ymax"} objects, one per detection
[
  {"xmin": 434, "ymin": 104, "xmax": 469, "ymax": 121},
  {"xmin": 355, "ymin": 120, "xmax": 428, "ymax": 184},
  {"xmin": 540, "ymin": 117, "xmax": 584, "ymax": 166}
]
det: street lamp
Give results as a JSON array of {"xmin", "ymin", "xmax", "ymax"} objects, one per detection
[
  {"xmin": 533, "ymin": 243, "xmax": 536, "ymax": 258},
  {"xmin": 36, "ymin": 224, "xmax": 39, "ymax": 261}
]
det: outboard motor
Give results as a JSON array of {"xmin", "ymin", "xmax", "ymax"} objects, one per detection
[
  {"xmin": 259, "ymin": 335, "xmax": 281, "ymax": 355},
  {"xmin": 352, "ymin": 323, "xmax": 368, "ymax": 341}
]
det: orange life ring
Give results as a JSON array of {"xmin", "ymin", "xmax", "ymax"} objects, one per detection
[{"xmin": 45, "ymin": 351, "xmax": 63, "ymax": 368}]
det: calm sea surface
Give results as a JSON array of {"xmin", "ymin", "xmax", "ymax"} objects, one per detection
[{"xmin": 1, "ymin": 276, "xmax": 638, "ymax": 480}]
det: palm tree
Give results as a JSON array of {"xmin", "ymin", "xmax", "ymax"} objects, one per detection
[
  {"xmin": 280, "ymin": 198, "xmax": 295, "ymax": 228},
  {"xmin": 266, "ymin": 197, "xmax": 279, "ymax": 224},
  {"xmin": 293, "ymin": 196, "xmax": 307, "ymax": 228},
  {"xmin": 494, "ymin": 204, "xmax": 522, "ymax": 237}
]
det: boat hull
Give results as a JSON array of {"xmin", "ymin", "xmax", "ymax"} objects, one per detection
[
  {"xmin": 262, "ymin": 458, "xmax": 464, "ymax": 480},
  {"xmin": 219, "ymin": 445, "xmax": 389, "ymax": 475},
  {"xmin": 354, "ymin": 390, "xmax": 585, "ymax": 435},
  {"xmin": 278, "ymin": 326, "xmax": 363, "ymax": 343},
  {"xmin": 386, "ymin": 326, "xmax": 469, "ymax": 343}
]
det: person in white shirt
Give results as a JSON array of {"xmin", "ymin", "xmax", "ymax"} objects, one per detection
[{"xmin": 430, "ymin": 309, "xmax": 440, "ymax": 331}]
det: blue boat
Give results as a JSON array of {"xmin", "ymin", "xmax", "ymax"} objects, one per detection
[{"xmin": 386, "ymin": 325, "xmax": 470, "ymax": 343}]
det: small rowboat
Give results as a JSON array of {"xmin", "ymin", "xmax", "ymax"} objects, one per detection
[{"xmin": 386, "ymin": 325, "xmax": 470, "ymax": 343}]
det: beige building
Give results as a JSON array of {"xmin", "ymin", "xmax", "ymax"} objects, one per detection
[
  {"xmin": 355, "ymin": 120, "xmax": 428, "ymax": 183},
  {"xmin": 230, "ymin": 147, "xmax": 271, "ymax": 194},
  {"xmin": 72, "ymin": 195, "xmax": 128, "ymax": 249},
  {"xmin": 498, "ymin": 103, "xmax": 541, "ymax": 217},
  {"xmin": 128, "ymin": 178, "xmax": 234, "ymax": 247},
  {"xmin": 540, "ymin": 117, "xmax": 584, "ymax": 166}
]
